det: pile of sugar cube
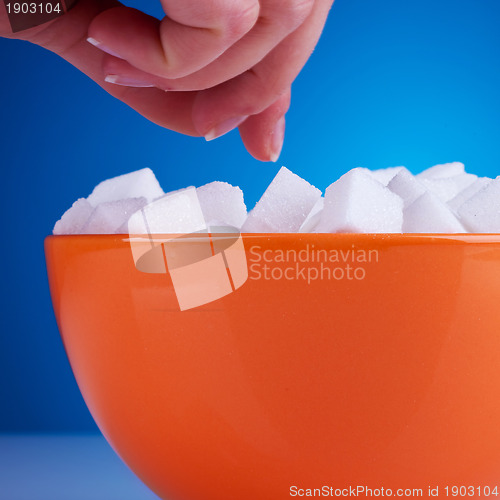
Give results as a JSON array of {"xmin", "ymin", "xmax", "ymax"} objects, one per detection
[{"xmin": 53, "ymin": 163, "xmax": 500, "ymax": 235}]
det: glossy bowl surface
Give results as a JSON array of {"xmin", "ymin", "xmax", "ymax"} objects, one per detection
[{"xmin": 45, "ymin": 234, "xmax": 500, "ymax": 500}]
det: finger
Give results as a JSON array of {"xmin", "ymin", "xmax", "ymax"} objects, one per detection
[
  {"xmin": 238, "ymin": 89, "xmax": 291, "ymax": 162},
  {"xmin": 98, "ymin": 0, "xmax": 317, "ymax": 92},
  {"xmin": 106, "ymin": 87, "xmax": 198, "ymax": 136},
  {"xmin": 87, "ymin": 0, "xmax": 260, "ymax": 79},
  {"xmin": 192, "ymin": 0, "xmax": 334, "ymax": 138},
  {"xmin": 19, "ymin": 0, "xmax": 199, "ymax": 135}
]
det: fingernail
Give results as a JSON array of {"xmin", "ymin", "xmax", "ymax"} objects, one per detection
[
  {"xmin": 87, "ymin": 37, "xmax": 124, "ymax": 59},
  {"xmin": 269, "ymin": 116, "xmax": 286, "ymax": 162},
  {"xmin": 204, "ymin": 116, "xmax": 248, "ymax": 141},
  {"xmin": 105, "ymin": 75, "xmax": 155, "ymax": 88}
]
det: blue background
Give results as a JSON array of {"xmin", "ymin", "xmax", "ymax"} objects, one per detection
[{"xmin": 1, "ymin": 0, "xmax": 499, "ymax": 433}]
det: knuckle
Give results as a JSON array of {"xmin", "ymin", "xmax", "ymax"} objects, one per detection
[
  {"xmin": 223, "ymin": 0, "xmax": 260, "ymax": 39},
  {"xmin": 240, "ymin": 71, "xmax": 287, "ymax": 116},
  {"xmin": 282, "ymin": 0, "xmax": 315, "ymax": 30}
]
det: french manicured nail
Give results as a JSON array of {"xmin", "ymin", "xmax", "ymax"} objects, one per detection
[
  {"xmin": 87, "ymin": 37, "xmax": 124, "ymax": 59},
  {"xmin": 105, "ymin": 75, "xmax": 155, "ymax": 88},
  {"xmin": 269, "ymin": 116, "xmax": 285, "ymax": 162},
  {"xmin": 204, "ymin": 116, "xmax": 248, "ymax": 141}
]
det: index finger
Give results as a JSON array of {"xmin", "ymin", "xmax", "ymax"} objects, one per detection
[{"xmin": 88, "ymin": 0, "xmax": 260, "ymax": 79}]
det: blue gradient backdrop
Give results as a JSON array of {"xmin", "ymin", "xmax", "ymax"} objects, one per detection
[{"xmin": 0, "ymin": 0, "xmax": 499, "ymax": 432}]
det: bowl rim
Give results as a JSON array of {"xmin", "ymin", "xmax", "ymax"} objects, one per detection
[{"xmin": 45, "ymin": 233, "xmax": 500, "ymax": 245}]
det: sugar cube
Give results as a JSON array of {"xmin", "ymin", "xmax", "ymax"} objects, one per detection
[
  {"xmin": 196, "ymin": 181, "xmax": 247, "ymax": 229},
  {"xmin": 128, "ymin": 187, "xmax": 206, "ymax": 235},
  {"xmin": 387, "ymin": 168, "xmax": 427, "ymax": 208},
  {"xmin": 417, "ymin": 162, "xmax": 465, "ymax": 179},
  {"xmin": 403, "ymin": 192, "xmax": 466, "ymax": 233},
  {"xmin": 241, "ymin": 167, "xmax": 322, "ymax": 232},
  {"xmin": 448, "ymin": 177, "xmax": 492, "ymax": 213},
  {"xmin": 315, "ymin": 168, "xmax": 403, "ymax": 233},
  {"xmin": 83, "ymin": 197, "xmax": 147, "ymax": 234},
  {"xmin": 87, "ymin": 168, "xmax": 164, "ymax": 206},
  {"xmin": 53, "ymin": 198, "xmax": 94, "ymax": 235},
  {"xmin": 370, "ymin": 166, "xmax": 405, "ymax": 186},
  {"xmin": 456, "ymin": 177, "xmax": 500, "ymax": 232},
  {"xmin": 299, "ymin": 197, "xmax": 324, "ymax": 232},
  {"xmin": 419, "ymin": 173, "xmax": 477, "ymax": 202}
]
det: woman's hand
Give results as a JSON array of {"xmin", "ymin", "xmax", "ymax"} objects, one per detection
[{"xmin": 1, "ymin": 0, "xmax": 333, "ymax": 161}]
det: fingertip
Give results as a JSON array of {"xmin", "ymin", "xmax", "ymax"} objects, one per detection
[
  {"xmin": 87, "ymin": 36, "xmax": 125, "ymax": 59},
  {"xmin": 238, "ymin": 90, "xmax": 290, "ymax": 162},
  {"xmin": 239, "ymin": 115, "xmax": 286, "ymax": 163},
  {"xmin": 269, "ymin": 115, "xmax": 286, "ymax": 162},
  {"xmin": 204, "ymin": 116, "xmax": 249, "ymax": 141}
]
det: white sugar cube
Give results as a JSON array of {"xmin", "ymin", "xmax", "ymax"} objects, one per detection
[
  {"xmin": 418, "ymin": 173, "xmax": 477, "ymax": 202},
  {"xmin": 87, "ymin": 168, "xmax": 164, "ymax": 206},
  {"xmin": 54, "ymin": 161, "xmax": 497, "ymax": 236},
  {"xmin": 299, "ymin": 197, "xmax": 324, "ymax": 232},
  {"xmin": 82, "ymin": 197, "xmax": 147, "ymax": 234},
  {"xmin": 196, "ymin": 181, "xmax": 247, "ymax": 229},
  {"xmin": 417, "ymin": 162, "xmax": 465, "ymax": 179},
  {"xmin": 128, "ymin": 186, "xmax": 206, "ymax": 234},
  {"xmin": 456, "ymin": 177, "xmax": 500, "ymax": 232},
  {"xmin": 403, "ymin": 192, "xmax": 466, "ymax": 233},
  {"xmin": 387, "ymin": 168, "xmax": 427, "ymax": 208},
  {"xmin": 315, "ymin": 168, "xmax": 403, "ymax": 233},
  {"xmin": 241, "ymin": 167, "xmax": 322, "ymax": 233},
  {"xmin": 448, "ymin": 177, "xmax": 492, "ymax": 213},
  {"xmin": 53, "ymin": 198, "xmax": 93, "ymax": 235},
  {"xmin": 370, "ymin": 166, "xmax": 405, "ymax": 186}
]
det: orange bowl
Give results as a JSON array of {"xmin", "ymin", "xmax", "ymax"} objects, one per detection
[{"xmin": 45, "ymin": 233, "xmax": 500, "ymax": 500}]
